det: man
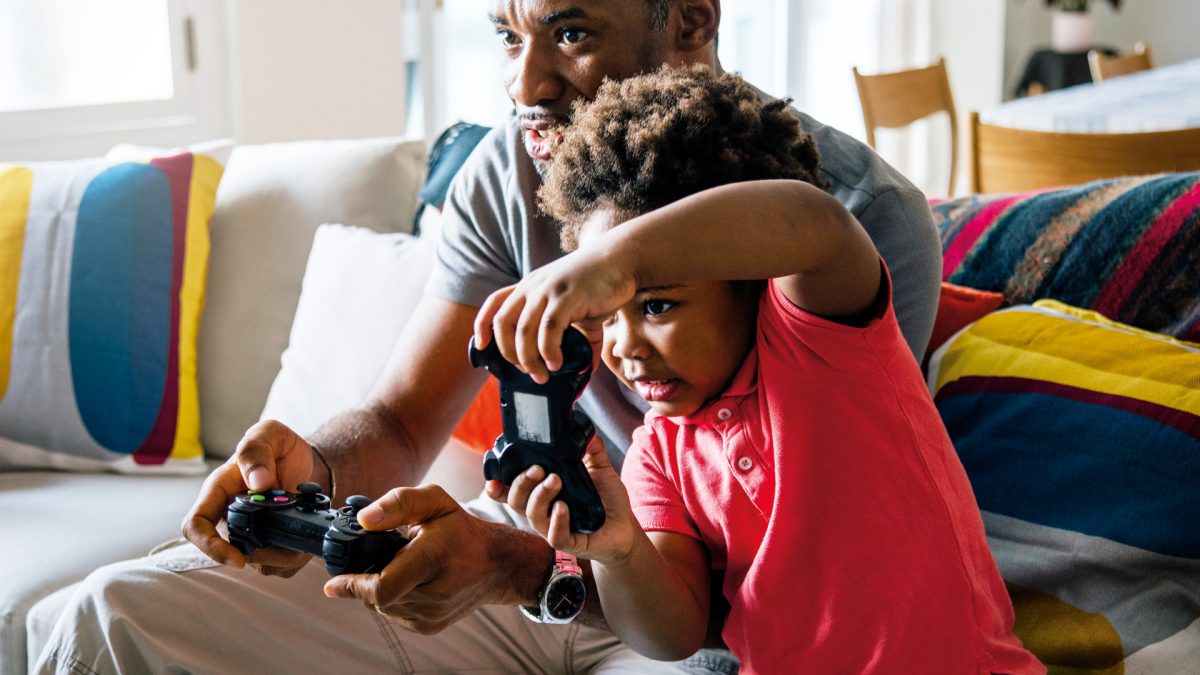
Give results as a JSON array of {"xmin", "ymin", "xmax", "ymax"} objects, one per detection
[{"xmin": 36, "ymin": 1, "xmax": 940, "ymax": 672}]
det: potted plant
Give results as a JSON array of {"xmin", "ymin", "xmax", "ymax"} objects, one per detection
[{"xmin": 1045, "ymin": 0, "xmax": 1122, "ymax": 53}]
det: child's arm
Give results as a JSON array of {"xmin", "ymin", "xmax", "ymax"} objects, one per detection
[
  {"xmin": 473, "ymin": 179, "xmax": 880, "ymax": 381},
  {"xmin": 510, "ymin": 439, "xmax": 711, "ymax": 660},
  {"xmin": 610, "ymin": 179, "xmax": 881, "ymax": 319}
]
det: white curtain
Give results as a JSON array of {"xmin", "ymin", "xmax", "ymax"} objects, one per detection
[{"xmin": 721, "ymin": 0, "xmax": 948, "ymax": 198}]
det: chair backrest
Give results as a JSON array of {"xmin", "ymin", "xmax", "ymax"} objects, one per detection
[
  {"xmin": 853, "ymin": 57, "xmax": 958, "ymax": 197},
  {"xmin": 968, "ymin": 111, "xmax": 1200, "ymax": 193},
  {"xmin": 1088, "ymin": 42, "xmax": 1153, "ymax": 82}
]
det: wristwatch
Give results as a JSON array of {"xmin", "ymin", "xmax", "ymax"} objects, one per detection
[{"xmin": 520, "ymin": 551, "xmax": 586, "ymax": 624}]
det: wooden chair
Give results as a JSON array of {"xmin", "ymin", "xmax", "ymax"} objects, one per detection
[
  {"xmin": 1088, "ymin": 42, "xmax": 1153, "ymax": 83},
  {"xmin": 853, "ymin": 57, "xmax": 958, "ymax": 196},
  {"xmin": 968, "ymin": 111, "xmax": 1200, "ymax": 193}
]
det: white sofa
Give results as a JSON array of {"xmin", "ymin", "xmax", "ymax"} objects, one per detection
[{"xmin": 0, "ymin": 136, "xmax": 485, "ymax": 674}]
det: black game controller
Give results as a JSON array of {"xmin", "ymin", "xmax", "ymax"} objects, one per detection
[
  {"xmin": 226, "ymin": 482, "xmax": 407, "ymax": 576},
  {"xmin": 468, "ymin": 327, "xmax": 606, "ymax": 533}
]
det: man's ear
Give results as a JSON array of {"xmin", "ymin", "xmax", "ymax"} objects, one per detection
[{"xmin": 670, "ymin": 0, "xmax": 719, "ymax": 59}]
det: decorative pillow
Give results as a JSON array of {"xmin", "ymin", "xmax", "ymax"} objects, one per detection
[
  {"xmin": 0, "ymin": 152, "xmax": 223, "ymax": 473},
  {"xmin": 106, "ymin": 139, "xmax": 236, "ymax": 167},
  {"xmin": 259, "ymin": 224, "xmax": 434, "ymax": 434},
  {"xmin": 452, "ymin": 378, "xmax": 501, "ymax": 453},
  {"xmin": 199, "ymin": 137, "xmax": 426, "ymax": 459},
  {"xmin": 925, "ymin": 282, "xmax": 1006, "ymax": 360},
  {"xmin": 932, "ymin": 172, "xmax": 1200, "ymax": 341},
  {"xmin": 927, "ymin": 301, "xmax": 1200, "ymax": 673},
  {"xmin": 259, "ymin": 224, "xmax": 485, "ymax": 500}
]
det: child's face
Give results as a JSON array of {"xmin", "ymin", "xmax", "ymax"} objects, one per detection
[
  {"xmin": 576, "ymin": 211, "xmax": 758, "ymax": 417},
  {"xmin": 601, "ymin": 281, "xmax": 757, "ymax": 417}
]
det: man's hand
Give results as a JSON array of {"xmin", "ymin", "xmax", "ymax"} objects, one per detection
[
  {"xmin": 181, "ymin": 419, "xmax": 318, "ymax": 575},
  {"xmin": 323, "ymin": 484, "xmax": 546, "ymax": 634}
]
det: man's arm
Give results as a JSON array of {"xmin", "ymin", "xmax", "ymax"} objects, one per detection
[
  {"xmin": 183, "ymin": 293, "xmax": 583, "ymax": 633},
  {"xmin": 306, "ymin": 295, "xmax": 492, "ymax": 500},
  {"xmin": 183, "ymin": 296, "xmax": 485, "ymax": 561}
]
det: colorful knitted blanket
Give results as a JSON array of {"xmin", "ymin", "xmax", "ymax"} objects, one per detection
[{"xmin": 932, "ymin": 172, "xmax": 1200, "ymax": 341}]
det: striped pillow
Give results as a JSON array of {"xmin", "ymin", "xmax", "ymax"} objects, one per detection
[
  {"xmin": 0, "ymin": 152, "xmax": 222, "ymax": 474},
  {"xmin": 932, "ymin": 172, "xmax": 1200, "ymax": 341},
  {"xmin": 927, "ymin": 301, "xmax": 1200, "ymax": 672}
]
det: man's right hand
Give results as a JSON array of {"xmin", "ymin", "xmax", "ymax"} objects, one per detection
[
  {"xmin": 323, "ymin": 483, "xmax": 551, "ymax": 635},
  {"xmin": 181, "ymin": 419, "xmax": 319, "ymax": 577}
]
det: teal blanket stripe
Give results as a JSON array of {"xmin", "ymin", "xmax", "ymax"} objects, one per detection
[{"xmin": 932, "ymin": 173, "xmax": 1200, "ymax": 340}]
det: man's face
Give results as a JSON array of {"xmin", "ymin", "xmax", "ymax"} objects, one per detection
[{"xmin": 488, "ymin": 0, "xmax": 670, "ymax": 164}]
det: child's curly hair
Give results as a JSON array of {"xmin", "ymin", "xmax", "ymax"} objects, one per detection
[{"xmin": 539, "ymin": 64, "xmax": 826, "ymax": 250}]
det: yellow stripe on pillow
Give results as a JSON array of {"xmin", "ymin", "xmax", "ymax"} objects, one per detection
[
  {"xmin": 932, "ymin": 302, "xmax": 1200, "ymax": 414},
  {"xmin": 0, "ymin": 166, "xmax": 32, "ymax": 403}
]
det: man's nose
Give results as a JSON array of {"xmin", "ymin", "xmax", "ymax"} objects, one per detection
[{"xmin": 505, "ymin": 44, "xmax": 565, "ymax": 107}]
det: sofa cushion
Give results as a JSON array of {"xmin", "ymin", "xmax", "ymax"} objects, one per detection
[
  {"xmin": 260, "ymin": 224, "xmax": 434, "ymax": 436},
  {"xmin": 0, "ymin": 468, "xmax": 211, "ymax": 675},
  {"xmin": 200, "ymin": 137, "xmax": 425, "ymax": 460},
  {"xmin": 925, "ymin": 282, "xmax": 1006, "ymax": 360},
  {"xmin": 932, "ymin": 172, "xmax": 1200, "ymax": 341},
  {"xmin": 0, "ymin": 153, "xmax": 222, "ymax": 474},
  {"xmin": 927, "ymin": 300, "xmax": 1200, "ymax": 672}
]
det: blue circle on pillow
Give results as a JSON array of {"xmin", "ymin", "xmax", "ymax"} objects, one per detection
[{"xmin": 69, "ymin": 163, "xmax": 172, "ymax": 454}]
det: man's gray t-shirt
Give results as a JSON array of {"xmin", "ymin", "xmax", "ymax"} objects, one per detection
[{"xmin": 427, "ymin": 112, "xmax": 942, "ymax": 470}]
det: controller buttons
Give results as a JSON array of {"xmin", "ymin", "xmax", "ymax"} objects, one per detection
[
  {"xmin": 717, "ymin": 407, "xmax": 734, "ymax": 421},
  {"xmin": 273, "ymin": 496, "xmax": 290, "ymax": 503},
  {"xmin": 250, "ymin": 494, "xmax": 266, "ymax": 503},
  {"xmin": 269, "ymin": 489, "xmax": 287, "ymax": 497},
  {"xmin": 736, "ymin": 456, "xmax": 754, "ymax": 472}
]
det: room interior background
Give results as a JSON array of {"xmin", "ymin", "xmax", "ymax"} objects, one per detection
[{"xmin": 1, "ymin": 0, "xmax": 1196, "ymax": 198}]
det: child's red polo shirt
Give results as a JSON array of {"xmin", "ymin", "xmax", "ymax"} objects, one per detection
[{"xmin": 622, "ymin": 275, "xmax": 1043, "ymax": 674}]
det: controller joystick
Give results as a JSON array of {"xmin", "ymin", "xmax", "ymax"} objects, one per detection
[
  {"xmin": 226, "ymin": 484, "xmax": 407, "ymax": 576},
  {"xmin": 468, "ymin": 326, "xmax": 606, "ymax": 533}
]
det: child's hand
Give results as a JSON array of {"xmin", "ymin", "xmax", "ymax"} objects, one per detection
[
  {"xmin": 473, "ymin": 247, "xmax": 635, "ymax": 383},
  {"xmin": 502, "ymin": 437, "xmax": 641, "ymax": 566}
]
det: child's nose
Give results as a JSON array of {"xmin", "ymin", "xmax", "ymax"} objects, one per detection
[{"xmin": 608, "ymin": 323, "xmax": 648, "ymax": 361}]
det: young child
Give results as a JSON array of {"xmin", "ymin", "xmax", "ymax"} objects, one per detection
[{"xmin": 473, "ymin": 65, "xmax": 1043, "ymax": 674}]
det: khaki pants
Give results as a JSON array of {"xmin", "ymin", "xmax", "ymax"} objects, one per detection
[{"xmin": 33, "ymin": 496, "xmax": 738, "ymax": 674}]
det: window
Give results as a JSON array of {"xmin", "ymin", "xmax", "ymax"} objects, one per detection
[
  {"xmin": 403, "ymin": 0, "xmax": 512, "ymax": 142},
  {"xmin": 0, "ymin": 0, "xmax": 173, "ymax": 113},
  {"xmin": 0, "ymin": 0, "xmax": 230, "ymax": 161}
]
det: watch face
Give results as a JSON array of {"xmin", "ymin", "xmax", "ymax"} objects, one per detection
[{"xmin": 545, "ymin": 575, "xmax": 587, "ymax": 621}]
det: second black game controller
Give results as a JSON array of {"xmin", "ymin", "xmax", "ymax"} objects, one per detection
[
  {"xmin": 226, "ymin": 482, "xmax": 407, "ymax": 575},
  {"xmin": 468, "ymin": 326, "xmax": 606, "ymax": 533}
]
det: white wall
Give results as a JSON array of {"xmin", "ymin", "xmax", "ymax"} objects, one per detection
[
  {"xmin": 931, "ymin": 0, "xmax": 1007, "ymax": 194},
  {"xmin": 1004, "ymin": 0, "xmax": 1200, "ymax": 99},
  {"xmin": 230, "ymin": 0, "xmax": 407, "ymax": 143}
]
